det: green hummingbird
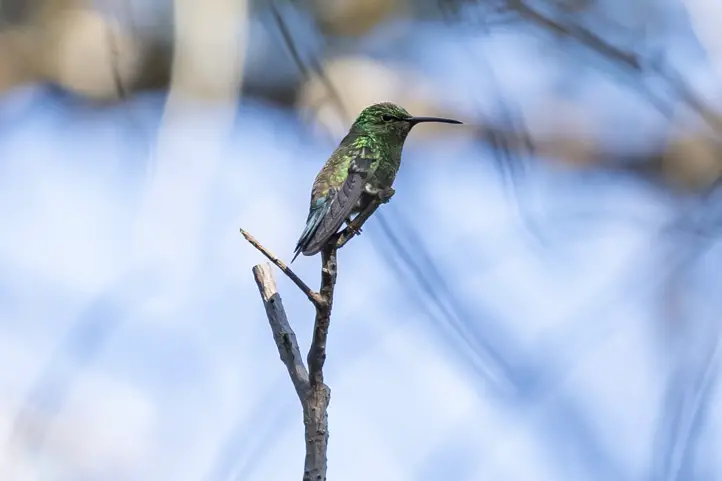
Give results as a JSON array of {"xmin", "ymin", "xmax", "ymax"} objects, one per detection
[{"xmin": 292, "ymin": 102, "xmax": 462, "ymax": 262}]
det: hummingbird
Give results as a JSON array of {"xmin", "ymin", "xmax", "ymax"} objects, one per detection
[{"xmin": 291, "ymin": 102, "xmax": 462, "ymax": 262}]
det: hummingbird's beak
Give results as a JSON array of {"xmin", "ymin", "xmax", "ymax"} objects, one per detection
[{"xmin": 408, "ymin": 116, "xmax": 463, "ymax": 126}]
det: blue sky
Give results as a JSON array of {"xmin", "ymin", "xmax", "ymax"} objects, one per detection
[{"xmin": 1, "ymin": 17, "xmax": 721, "ymax": 481}]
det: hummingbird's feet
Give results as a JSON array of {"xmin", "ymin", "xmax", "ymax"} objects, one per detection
[
  {"xmin": 377, "ymin": 187, "xmax": 395, "ymax": 203},
  {"xmin": 364, "ymin": 185, "xmax": 396, "ymax": 204},
  {"xmin": 345, "ymin": 216, "xmax": 363, "ymax": 235}
]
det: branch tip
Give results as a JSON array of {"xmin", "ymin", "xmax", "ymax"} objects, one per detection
[{"xmin": 241, "ymin": 228, "xmax": 324, "ymax": 307}]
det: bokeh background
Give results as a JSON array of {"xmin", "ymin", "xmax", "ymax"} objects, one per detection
[{"xmin": 1, "ymin": 0, "xmax": 722, "ymax": 480}]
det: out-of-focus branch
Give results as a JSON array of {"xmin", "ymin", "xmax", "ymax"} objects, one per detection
[
  {"xmin": 682, "ymin": 0, "xmax": 722, "ymax": 84},
  {"xmin": 508, "ymin": 0, "xmax": 640, "ymax": 69},
  {"xmin": 511, "ymin": 0, "xmax": 722, "ymax": 135},
  {"xmin": 444, "ymin": 0, "xmax": 722, "ymax": 137},
  {"xmin": 435, "ymin": 0, "xmax": 722, "ymax": 191},
  {"xmin": 651, "ymin": 235, "xmax": 722, "ymax": 481},
  {"xmin": 270, "ymin": 0, "xmax": 351, "ymax": 126},
  {"xmin": 105, "ymin": 20, "xmax": 128, "ymax": 99}
]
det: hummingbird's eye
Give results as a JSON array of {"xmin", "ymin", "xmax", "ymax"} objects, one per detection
[{"xmin": 381, "ymin": 114, "xmax": 395, "ymax": 122}]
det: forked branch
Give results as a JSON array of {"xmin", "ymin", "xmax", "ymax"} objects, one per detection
[
  {"xmin": 243, "ymin": 211, "xmax": 384, "ymax": 480},
  {"xmin": 251, "ymin": 263, "xmax": 329, "ymax": 481}
]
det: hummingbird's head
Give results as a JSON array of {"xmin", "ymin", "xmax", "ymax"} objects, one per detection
[{"xmin": 351, "ymin": 102, "xmax": 462, "ymax": 141}]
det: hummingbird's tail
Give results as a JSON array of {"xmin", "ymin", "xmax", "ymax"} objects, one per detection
[{"xmin": 291, "ymin": 200, "xmax": 331, "ymax": 263}]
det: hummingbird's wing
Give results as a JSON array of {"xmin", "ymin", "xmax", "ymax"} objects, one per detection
[{"xmin": 297, "ymin": 146, "xmax": 376, "ymax": 257}]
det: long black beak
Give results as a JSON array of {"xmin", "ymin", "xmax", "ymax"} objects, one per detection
[{"xmin": 408, "ymin": 116, "xmax": 463, "ymax": 126}]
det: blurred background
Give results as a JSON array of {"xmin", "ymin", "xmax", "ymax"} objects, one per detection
[{"xmin": 1, "ymin": 0, "xmax": 722, "ymax": 479}]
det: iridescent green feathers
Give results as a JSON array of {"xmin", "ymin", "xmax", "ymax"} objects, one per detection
[{"xmin": 292, "ymin": 102, "xmax": 462, "ymax": 261}]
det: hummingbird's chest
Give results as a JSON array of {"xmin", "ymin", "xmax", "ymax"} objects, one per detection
[
  {"xmin": 367, "ymin": 156, "xmax": 399, "ymax": 189},
  {"xmin": 367, "ymin": 144, "xmax": 402, "ymax": 188}
]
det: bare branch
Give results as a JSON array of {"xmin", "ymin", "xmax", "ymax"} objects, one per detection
[
  {"xmin": 241, "ymin": 228, "xmax": 324, "ymax": 307},
  {"xmin": 242, "ymin": 184, "xmax": 386, "ymax": 479},
  {"xmin": 105, "ymin": 20, "xmax": 128, "ymax": 100},
  {"xmin": 307, "ymin": 243, "xmax": 337, "ymax": 385},
  {"xmin": 302, "ymin": 242, "xmax": 336, "ymax": 481},
  {"xmin": 253, "ymin": 263, "xmax": 310, "ymax": 402},
  {"xmin": 301, "ymin": 379, "xmax": 330, "ymax": 481},
  {"xmin": 243, "ymin": 228, "xmax": 336, "ymax": 481}
]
